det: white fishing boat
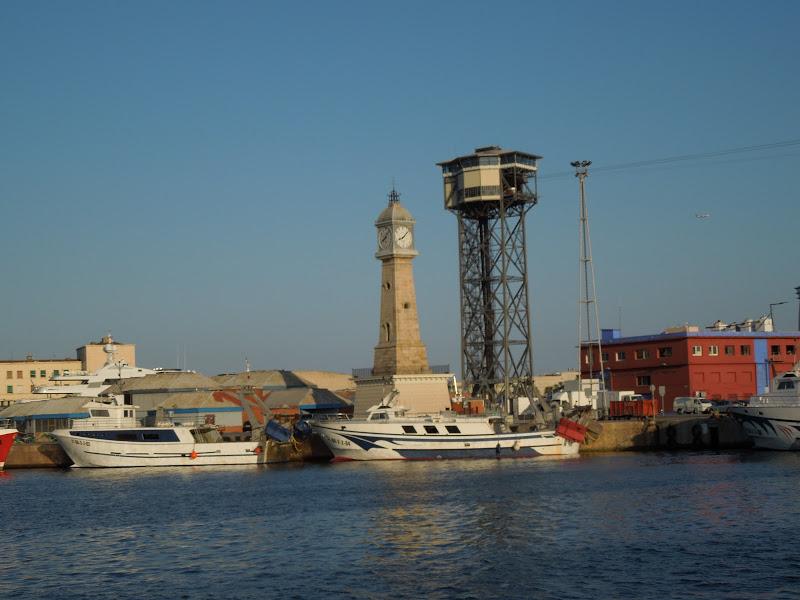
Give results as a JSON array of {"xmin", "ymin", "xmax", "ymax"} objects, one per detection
[
  {"xmin": 728, "ymin": 365, "xmax": 800, "ymax": 450},
  {"xmin": 51, "ymin": 401, "xmax": 264, "ymax": 467},
  {"xmin": 309, "ymin": 392, "xmax": 579, "ymax": 461}
]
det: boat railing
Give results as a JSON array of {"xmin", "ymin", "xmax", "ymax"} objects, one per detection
[
  {"xmin": 311, "ymin": 413, "xmax": 353, "ymax": 422},
  {"xmin": 69, "ymin": 416, "xmax": 140, "ymax": 429}
]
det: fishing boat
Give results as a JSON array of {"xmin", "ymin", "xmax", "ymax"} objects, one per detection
[
  {"xmin": 51, "ymin": 401, "xmax": 265, "ymax": 467},
  {"xmin": 727, "ymin": 364, "xmax": 800, "ymax": 450},
  {"xmin": 309, "ymin": 392, "xmax": 579, "ymax": 461},
  {"xmin": 0, "ymin": 423, "xmax": 18, "ymax": 470}
]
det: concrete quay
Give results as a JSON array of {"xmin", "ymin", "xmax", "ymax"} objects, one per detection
[{"xmin": 581, "ymin": 414, "xmax": 751, "ymax": 452}]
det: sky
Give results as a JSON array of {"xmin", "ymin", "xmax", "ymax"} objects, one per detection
[{"xmin": 1, "ymin": 1, "xmax": 798, "ymax": 376}]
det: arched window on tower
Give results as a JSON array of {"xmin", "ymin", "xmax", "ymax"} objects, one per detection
[{"xmin": 383, "ymin": 322, "xmax": 391, "ymax": 342}]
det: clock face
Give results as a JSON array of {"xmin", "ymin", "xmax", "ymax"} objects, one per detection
[
  {"xmin": 395, "ymin": 225, "xmax": 412, "ymax": 249},
  {"xmin": 378, "ymin": 226, "xmax": 391, "ymax": 249}
]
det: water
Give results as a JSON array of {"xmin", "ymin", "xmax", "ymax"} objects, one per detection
[{"xmin": 1, "ymin": 452, "xmax": 799, "ymax": 599}]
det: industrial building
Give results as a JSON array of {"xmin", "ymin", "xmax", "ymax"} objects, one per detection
[{"xmin": 581, "ymin": 322, "xmax": 800, "ymax": 411}]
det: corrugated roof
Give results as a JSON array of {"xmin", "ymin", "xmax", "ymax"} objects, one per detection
[
  {"xmin": 152, "ymin": 391, "xmax": 238, "ymax": 410},
  {"xmin": 212, "ymin": 370, "xmax": 310, "ymax": 390},
  {"xmin": 104, "ymin": 371, "xmax": 220, "ymax": 394},
  {"xmin": 0, "ymin": 396, "xmax": 97, "ymax": 418}
]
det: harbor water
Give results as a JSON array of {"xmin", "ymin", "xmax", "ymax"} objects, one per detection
[{"xmin": 1, "ymin": 452, "xmax": 799, "ymax": 599}]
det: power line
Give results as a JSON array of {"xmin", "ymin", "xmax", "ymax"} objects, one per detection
[{"xmin": 540, "ymin": 137, "xmax": 800, "ymax": 180}]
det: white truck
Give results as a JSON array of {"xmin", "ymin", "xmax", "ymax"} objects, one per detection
[{"xmin": 672, "ymin": 396, "xmax": 713, "ymax": 414}]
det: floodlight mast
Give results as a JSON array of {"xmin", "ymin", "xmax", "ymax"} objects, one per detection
[{"xmin": 437, "ymin": 146, "xmax": 541, "ymax": 419}]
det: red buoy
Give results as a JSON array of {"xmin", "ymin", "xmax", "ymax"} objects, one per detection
[{"xmin": 190, "ymin": 450, "xmax": 198, "ymax": 460}]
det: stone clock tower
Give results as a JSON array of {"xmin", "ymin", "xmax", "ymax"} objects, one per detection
[
  {"xmin": 372, "ymin": 189, "xmax": 430, "ymax": 375},
  {"xmin": 352, "ymin": 189, "xmax": 452, "ymax": 417}
]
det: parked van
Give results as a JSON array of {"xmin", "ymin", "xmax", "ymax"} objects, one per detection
[{"xmin": 672, "ymin": 396, "xmax": 713, "ymax": 414}]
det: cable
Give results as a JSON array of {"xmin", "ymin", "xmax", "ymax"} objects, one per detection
[{"xmin": 540, "ymin": 137, "xmax": 800, "ymax": 180}]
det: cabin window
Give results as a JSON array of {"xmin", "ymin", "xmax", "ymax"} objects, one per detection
[
  {"xmin": 692, "ymin": 346, "xmax": 702, "ymax": 356},
  {"xmin": 777, "ymin": 381, "xmax": 796, "ymax": 390},
  {"xmin": 116, "ymin": 433, "xmax": 138, "ymax": 441},
  {"xmin": 615, "ymin": 351, "xmax": 626, "ymax": 361},
  {"xmin": 424, "ymin": 425, "xmax": 439, "ymax": 434},
  {"xmin": 708, "ymin": 346, "xmax": 719, "ymax": 356},
  {"xmin": 402, "ymin": 425, "xmax": 417, "ymax": 434},
  {"xmin": 787, "ymin": 345, "xmax": 796, "ymax": 355},
  {"xmin": 142, "ymin": 433, "xmax": 161, "ymax": 440},
  {"xmin": 657, "ymin": 347, "xmax": 672, "ymax": 358},
  {"xmin": 724, "ymin": 345, "xmax": 735, "ymax": 356},
  {"xmin": 445, "ymin": 425, "xmax": 461, "ymax": 434},
  {"xmin": 90, "ymin": 409, "xmax": 110, "ymax": 417}
]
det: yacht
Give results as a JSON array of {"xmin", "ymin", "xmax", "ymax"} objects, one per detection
[
  {"xmin": 34, "ymin": 337, "xmax": 157, "ymax": 398},
  {"xmin": 728, "ymin": 365, "xmax": 800, "ymax": 450},
  {"xmin": 309, "ymin": 392, "xmax": 580, "ymax": 461},
  {"xmin": 51, "ymin": 401, "xmax": 265, "ymax": 467}
]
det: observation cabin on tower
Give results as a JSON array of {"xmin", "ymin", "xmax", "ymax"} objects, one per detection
[
  {"xmin": 436, "ymin": 146, "xmax": 542, "ymax": 415},
  {"xmin": 438, "ymin": 146, "xmax": 541, "ymax": 211}
]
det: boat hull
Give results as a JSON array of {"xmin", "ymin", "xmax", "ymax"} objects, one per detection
[
  {"xmin": 0, "ymin": 428, "xmax": 18, "ymax": 470},
  {"xmin": 52, "ymin": 430, "xmax": 263, "ymax": 467},
  {"xmin": 728, "ymin": 406, "xmax": 800, "ymax": 450},
  {"xmin": 313, "ymin": 424, "xmax": 579, "ymax": 461}
]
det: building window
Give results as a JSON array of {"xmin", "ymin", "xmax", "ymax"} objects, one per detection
[
  {"xmin": 657, "ymin": 347, "xmax": 672, "ymax": 358},
  {"xmin": 16, "ymin": 370, "xmax": 22, "ymax": 378},
  {"xmin": 724, "ymin": 345, "xmax": 735, "ymax": 356},
  {"xmin": 6, "ymin": 385, "xmax": 12, "ymax": 393},
  {"xmin": 615, "ymin": 351, "xmax": 626, "ymax": 361},
  {"xmin": 40, "ymin": 370, "xmax": 46, "ymax": 378},
  {"xmin": 29, "ymin": 370, "xmax": 36, "ymax": 378},
  {"xmin": 5, "ymin": 371, "xmax": 11, "ymax": 379},
  {"xmin": 740, "ymin": 345, "xmax": 751, "ymax": 356},
  {"xmin": 635, "ymin": 349, "xmax": 649, "ymax": 360},
  {"xmin": 787, "ymin": 345, "xmax": 796, "ymax": 355},
  {"xmin": 771, "ymin": 345, "xmax": 780, "ymax": 356},
  {"xmin": 53, "ymin": 369, "xmax": 60, "ymax": 376},
  {"xmin": 636, "ymin": 375, "xmax": 652, "ymax": 386},
  {"xmin": 601, "ymin": 352, "xmax": 609, "ymax": 362},
  {"xmin": 692, "ymin": 346, "xmax": 702, "ymax": 356},
  {"xmin": 709, "ymin": 346, "xmax": 719, "ymax": 356}
]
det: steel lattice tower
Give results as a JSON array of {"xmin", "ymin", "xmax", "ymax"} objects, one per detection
[{"xmin": 437, "ymin": 146, "xmax": 541, "ymax": 414}]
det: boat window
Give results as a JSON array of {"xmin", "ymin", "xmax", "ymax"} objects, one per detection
[
  {"xmin": 445, "ymin": 425, "xmax": 461, "ymax": 434},
  {"xmin": 116, "ymin": 433, "xmax": 139, "ymax": 441},
  {"xmin": 90, "ymin": 409, "xmax": 110, "ymax": 417},
  {"xmin": 142, "ymin": 433, "xmax": 162, "ymax": 441},
  {"xmin": 370, "ymin": 412, "xmax": 388, "ymax": 420},
  {"xmin": 424, "ymin": 425, "xmax": 439, "ymax": 434},
  {"xmin": 777, "ymin": 381, "xmax": 796, "ymax": 390},
  {"xmin": 402, "ymin": 425, "xmax": 417, "ymax": 434}
]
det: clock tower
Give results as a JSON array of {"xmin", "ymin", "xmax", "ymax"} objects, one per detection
[
  {"xmin": 372, "ymin": 189, "xmax": 430, "ymax": 375},
  {"xmin": 352, "ymin": 188, "xmax": 452, "ymax": 418}
]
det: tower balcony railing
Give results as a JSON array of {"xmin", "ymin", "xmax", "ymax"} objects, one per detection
[{"xmin": 352, "ymin": 364, "xmax": 451, "ymax": 378}]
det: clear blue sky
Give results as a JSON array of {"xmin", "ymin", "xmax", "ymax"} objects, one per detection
[{"xmin": 1, "ymin": 1, "xmax": 798, "ymax": 376}]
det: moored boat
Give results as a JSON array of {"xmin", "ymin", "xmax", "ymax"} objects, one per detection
[
  {"xmin": 51, "ymin": 401, "xmax": 265, "ymax": 467},
  {"xmin": 0, "ymin": 423, "xmax": 18, "ymax": 470},
  {"xmin": 309, "ymin": 395, "xmax": 579, "ymax": 461},
  {"xmin": 728, "ymin": 365, "xmax": 800, "ymax": 450}
]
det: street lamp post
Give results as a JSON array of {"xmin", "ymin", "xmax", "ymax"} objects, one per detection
[
  {"xmin": 769, "ymin": 301, "xmax": 788, "ymax": 331},
  {"xmin": 795, "ymin": 287, "xmax": 800, "ymax": 330}
]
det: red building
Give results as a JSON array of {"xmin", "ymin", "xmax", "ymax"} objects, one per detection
[{"xmin": 581, "ymin": 328, "xmax": 800, "ymax": 412}]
